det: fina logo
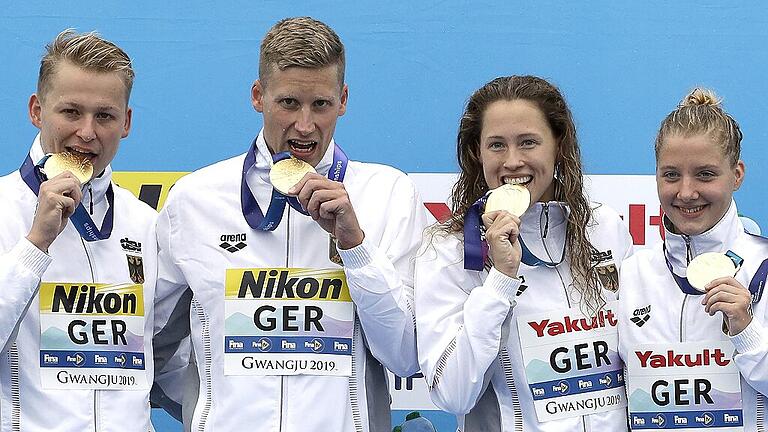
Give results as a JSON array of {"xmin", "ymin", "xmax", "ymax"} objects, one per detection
[
  {"xmin": 256, "ymin": 337, "xmax": 271, "ymax": 352},
  {"xmin": 306, "ymin": 339, "xmax": 324, "ymax": 352}
]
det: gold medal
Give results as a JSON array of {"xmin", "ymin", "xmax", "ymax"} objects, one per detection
[
  {"xmin": 484, "ymin": 184, "xmax": 530, "ymax": 217},
  {"xmin": 42, "ymin": 152, "xmax": 94, "ymax": 184},
  {"xmin": 686, "ymin": 252, "xmax": 738, "ymax": 292},
  {"xmin": 269, "ymin": 157, "xmax": 316, "ymax": 196}
]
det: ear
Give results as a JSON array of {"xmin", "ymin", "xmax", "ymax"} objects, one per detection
[
  {"xmin": 338, "ymin": 84, "xmax": 349, "ymax": 117},
  {"xmin": 251, "ymin": 80, "xmax": 265, "ymax": 113},
  {"xmin": 122, "ymin": 107, "xmax": 133, "ymax": 139},
  {"xmin": 29, "ymin": 94, "xmax": 42, "ymax": 129},
  {"xmin": 733, "ymin": 159, "xmax": 745, "ymax": 191}
]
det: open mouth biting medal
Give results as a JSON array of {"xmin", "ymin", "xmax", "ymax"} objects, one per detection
[
  {"xmin": 269, "ymin": 157, "xmax": 316, "ymax": 196},
  {"xmin": 686, "ymin": 252, "xmax": 741, "ymax": 292},
  {"xmin": 39, "ymin": 151, "xmax": 94, "ymax": 183},
  {"xmin": 484, "ymin": 184, "xmax": 531, "ymax": 217}
]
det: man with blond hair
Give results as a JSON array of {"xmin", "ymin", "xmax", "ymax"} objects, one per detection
[
  {"xmin": 0, "ymin": 30, "xmax": 157, "ymax": 430},
  {"xmin": 153, "ymin": 17, "xmax": 427, "ymax": 431}
]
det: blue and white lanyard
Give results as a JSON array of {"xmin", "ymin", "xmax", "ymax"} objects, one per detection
[
  {"xmin": 240, "ymin": 139, "xmax": 349, "ymax": 231},
  {"xmin": 19, "ymin": 154, "xmax": 114, "ymax": 242},
  {"xmin": 463, "ymin": 194, "xmax": 565, "ymax": 271}
]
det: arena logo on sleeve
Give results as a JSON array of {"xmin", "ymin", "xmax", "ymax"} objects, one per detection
[
  {"xmin": 517, "ymin": 301, "xmax": 626, "ymax": 421},
  {"xmin": 38, "ymin": 282, "xmax": 148, "ymax": 390},
  {"xmin": 223, "ymin": 268, "xmax": 353, "ymax": 376}
]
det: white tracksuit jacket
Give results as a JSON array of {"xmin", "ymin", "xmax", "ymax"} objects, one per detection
[
  {"xmin": 618, "ymin": 201, "xmax": 768, "ymax": 431},
  {"xmin": 0, "ymin": 137, "xmax": 158, "ymax": 431},
  {"xmin": 416, "ymin": 201, "xmax": 633, "ymax": 432},
  {"xmin": 152, "ymin": 132, "xmax": 427, "ymax": 432}
]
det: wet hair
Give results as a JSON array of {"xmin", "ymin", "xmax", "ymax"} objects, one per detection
[
  {"xmin": 38, "ymin": 29, "xmax": 134, "ymax": 103},
  {"xmin": 655, "ymin": 88, "xmax": 742, "ymax": 167},
  {"xmin": 446, "ymin": 75, "xmax": 604, "ymax": 312},
  {"xmin": 259, "ymin": 17, "xmax": 345, "ymax": 90}
]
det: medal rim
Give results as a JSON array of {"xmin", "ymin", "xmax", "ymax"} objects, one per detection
[
  {"xmin": 269, "ymin": 158, "xmax": 316, "ymax": 195},
  {"xmin": 687, "ymin": 252, "xmax": 737, "ymax": 292},
  {"xmin": 484, "ymin": 184, "xmax": 531, "ymax": 217},
  {"xmin": 42, "ymin": 152, "xmax": 94, "ymax": 184}
]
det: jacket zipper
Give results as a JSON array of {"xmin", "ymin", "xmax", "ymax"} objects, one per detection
[
  {"xmin": 349, "ymin": 319, "xmax": 363, "ymax": 431},
  {"xmin": 499, "ymin": 349, "xmax": 522, "ymax": 432},
  {"xmin": 193, "ymin": 300, "xmax": 213, "ymax": 431},
  {"xmin": 10, "ymin": 343, "xmax": 20, "ymax": 432},
  {"xmin": 682, "ymin": 234, "xmax": 693, "ymax": 264},
  {"xmin": 279, "ymin": 208, "xmax": 292, "ymax": 431},
  {"xmin": 88, "ymin": 183, "xmax": 94, "ymax": 215},
  {"xmin": 80, "ymin": 238, "xmax": 100, "ymax": 432}
]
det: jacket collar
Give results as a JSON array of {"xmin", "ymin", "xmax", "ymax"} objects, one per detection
[
  {"xmin": 29, "ymin": 134, "xmax": 113, "ymax": 204},
  {"xmin": 663, "ymin": 200, "xmax": 743, "ymax": 272},
  {"xmin": 520, "ymin": 201, "xmax": 568, "ymax": 236}
]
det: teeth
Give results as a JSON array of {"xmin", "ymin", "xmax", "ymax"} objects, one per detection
[
  {"xmin": 504, "ymin": 176, "xmax": 531, "ymax": 185},
  {"xmin": 288, "ymin": 140, "xmax": 316, "ymax": 149},
  {"xmin": 680, "ymin": 206, "xmax": 704, "ymax": 214}
]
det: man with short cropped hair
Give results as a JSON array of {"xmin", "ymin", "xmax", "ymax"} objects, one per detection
[
  {"xmin": 152, "ymin": 16, "xmax": 427, "ymax": 431},
  {"xmin": 0, "ymin": 30, "xmax": 157, "ymax": 431}
]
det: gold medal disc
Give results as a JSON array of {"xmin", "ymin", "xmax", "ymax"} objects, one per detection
[
  {"xmin": 269, "ymin": 158, "xmax": 316, "ymax": 195},
  {"xmin": 42, "ymin": 152, "xmax": 94, "ymax": 184},
  {"xmin": 686, "ymin": 252, "xmax": 738, "ymax": 292},
  {"xmin": 484, "ymin": 184, "xmax": 531, "ymax": 217}
]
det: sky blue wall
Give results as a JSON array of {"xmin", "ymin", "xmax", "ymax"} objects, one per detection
[
  {"xmin": 2, "ymin": 3, "xmax": 766, "ymax": 429},
  {"xmin": 3, "ymin": 2, "xmax": 768, "ymax": 219},
  {"xmin": 2, "ymin": 2, "xmax": 768, "ymax": 228}
]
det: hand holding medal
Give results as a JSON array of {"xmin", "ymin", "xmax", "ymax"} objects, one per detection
[
  {"xmin": 689, "ymin": 252, "xmax": 753, "ymax": 335},
  {"xmin": 26, "ymin": 151, "xmax": 92, "ymax": 252},
  {"xmin": 481, "ymin": 184, "xmax": 530, "ymax": 277},
  {"xmin": 269, "ymin": 155, "xmax": 364, "ymax": 250}
]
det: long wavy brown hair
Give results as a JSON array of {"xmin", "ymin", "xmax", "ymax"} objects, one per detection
[{"xmin": 446, "ymin": 75, "xmax": 603, "ymax": 311}]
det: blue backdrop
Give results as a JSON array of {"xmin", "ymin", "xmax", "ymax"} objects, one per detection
[{"xmin": 2, "ymin": 2, "xmax": 767, "ymax": 430}]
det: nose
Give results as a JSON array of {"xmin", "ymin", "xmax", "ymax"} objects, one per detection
[
  {"xmin": 76, "ymin": 117, "xmax": 97, "ymax": 143},
  {"xmin": 294, "ymin": 107, "xmax": 316, "ymax": 136},
  {"xmin": 501, "ymin": 148, "xmax": 525, "ymax": 170},
  {"xmin": 677, "ymin": 177, "xmax": 700, "ymax": 201}
]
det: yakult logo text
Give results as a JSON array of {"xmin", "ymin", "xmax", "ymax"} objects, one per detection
[
  {"xmin": 528, "ymin": 309, "xmax": 617, "ymax": 338},
  {"xmin": 635, "ymin": 348, "xmax": 730, "ymax": 368}
]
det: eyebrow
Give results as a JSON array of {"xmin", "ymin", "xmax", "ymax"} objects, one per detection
[
  {"xmin": 658, "ymin": 164, "xmax": 721, "ymax": 171},
  {"xmin": 57, "ymin": 101, "xmax": 120, "ymax": 112},
  {"xmin": 483, "ymin": 132, "xmax": 541, "ymax": 141}
]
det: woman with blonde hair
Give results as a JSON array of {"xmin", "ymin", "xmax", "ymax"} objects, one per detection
[
  {"xmin": 618, "ymin": 88, "xmax": 768, "ymax": 431},
  {"xmin": 416, "ymin": 75, "xmax": 633, "ymax": 431}
]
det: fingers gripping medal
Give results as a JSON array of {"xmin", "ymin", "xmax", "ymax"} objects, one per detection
[
  {"xmin": 40, "ymin": 151, "xmax": 94, "ymax": 184},
  {"xmin": 484, "ymin": 184, "xmax": 531, "ymax": 217},
  {"xmin": 686, "ymin": 252, "xmax": 740, "ymax": 292},
  {"xmin": 269, "ymin": 157, "xmax": 316, "ymax": 196}
]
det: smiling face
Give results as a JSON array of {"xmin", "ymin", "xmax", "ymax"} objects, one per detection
[
  {"xmin": 29, "ymin": 60, "xmax": 131, "ymax": 178},
  {"xmin": 251, "ymin": 65, "xmax": 347, "ymax": 167},
  {"xmin": 479, "ymin": 99, "xmax": 558, "ymax": 204},
  {"xmin": 656, "ymin": 133, "xmax": 744, "ymax": 236}
]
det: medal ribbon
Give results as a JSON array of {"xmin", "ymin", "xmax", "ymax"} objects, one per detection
[
  {"xmin": 19, "ymin": 154, "xmax": 114, "ymax": 242},
  {"xmin": 463, "ymin": 194, "xmax": 565, "ymax": 270},
  {"xmin": 664, "ymin": 245, "xmax": 766, "ymax": 302},
  {"xmin": 240, "ymin": 139, "xmax": 349, "ymax": 231}
]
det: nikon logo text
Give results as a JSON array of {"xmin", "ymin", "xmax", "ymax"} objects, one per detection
[
  {"xmin": 51, "ymin": 285, "xmax": 137, "ymax": 314},
  {"xmin": 238, "ymin": 270, "xmax": 343, "ymax": 299}
]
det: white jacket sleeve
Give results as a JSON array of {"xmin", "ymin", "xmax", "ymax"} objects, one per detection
[
  {"xmin": 415, "ymin": 232, "xmax": 520, "ymax": 415},
  {"xmin": 151, "ymin": 204, "xmax": 193, "ymax": 421},
  {"xmin": 0, "ymin": 238, "xmax": 51, "ymax": 352},
  {"xmin": 730, "ymin": 312, "xmax": 768, "ymax": 396},
  {"xmin": 338, "ymin": 174, "xmax": 428, "ymax": 377}
]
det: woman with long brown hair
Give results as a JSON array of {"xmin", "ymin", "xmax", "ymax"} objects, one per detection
[{"xmin": 416, "ymin": 75, "xmax": 633, "ymax": 431}]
